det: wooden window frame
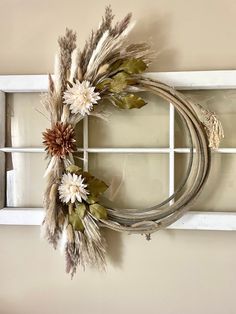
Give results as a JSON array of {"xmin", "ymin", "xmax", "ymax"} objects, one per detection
[{"xmin": 1, "ymin": 70, "xmax": 236, "ymax": 230}]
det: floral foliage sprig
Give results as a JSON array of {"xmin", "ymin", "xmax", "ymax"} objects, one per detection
[
  {"xmin": 59, "ymin": 165, "xmax": 108, "ymax": 276},
  {"xmin": 41, "ymin": 6, "xmax": 151, "ymax": 277}
]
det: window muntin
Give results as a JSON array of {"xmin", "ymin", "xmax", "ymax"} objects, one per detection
[{"xmin": 1, "ymin": 71, "xmax": 236, "ymax": 229}]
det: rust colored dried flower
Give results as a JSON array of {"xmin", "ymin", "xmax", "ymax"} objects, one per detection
[{"xmin": 43, "ymin": 122, "xmax": 76, "ymax": 157}]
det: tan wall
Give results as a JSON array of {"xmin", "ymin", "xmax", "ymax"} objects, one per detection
[{"xmin": 1, "ymin": 0, "xmax": 236, "ymax": 313}]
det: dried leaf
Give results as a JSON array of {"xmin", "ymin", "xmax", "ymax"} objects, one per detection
[
  {"xmin": 121, "ymin": 58, "xmax": 147, "ymax": 74},
  {"xmin": 109, "ymin": 72, "xmax": 129, "ymax": 92},
  {"xmin": 109, "ymin": 58, "xmax": 147, "ymax": 75},
  {"xmin": 83, "ymin": 172, "xmax": 108, "ymax": 196},
  {"xmin": 110, "ymin": 94, "xmax": 146, "ymax": 109},
  {"xmin": 86, "ymin": 195, "xmax": 99, "ymax": 204},
  {"xmin": 89, "ymin": 203, "xmax": 108, "ymax": 220},
  {"xmin": 108, "ymin": 59, "xmax": 124, "ymax": 73},
  {"xmin": 66, "ymin": 164, "xmax": 81, "ymax": 174},
  {"xmin": 75, "ymin": 203, "xmax": 86, "ymax": 219},
  {"xmin": 96, "ymin": 78, "xmax": 112, "ymax": 91},
  {"xmin": 69, "ymin": 211, "xmax": 84, "ymax": 232}
]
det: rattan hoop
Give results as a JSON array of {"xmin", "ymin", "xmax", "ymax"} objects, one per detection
[{"xmin": 101, "ymin": 77, "xmax": 211, "ymax": 234}]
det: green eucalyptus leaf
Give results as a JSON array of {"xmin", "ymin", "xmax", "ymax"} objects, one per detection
[
  {"xmin": 83, "ymin": 172, "xmax": 108, "ymax": 196},
  {"xmin": 109, "ymin": 58, "xmax": 147, "ymax": 75},
  {"xmin": 89, "ymin": 203, "xmax": 108, "ymax": 220},
  {"xmin": 86, "ymin": 195, "xmax": 99, "ymax": 205},
  {"xmin": 108, "ymin": 59, "xmax": 124, "ymax": 73},
  {"xmin": 111, "ymin": 94, "xmax": 146, "ymax": 109},
  {"xmin": 66, "ymin": 164, "xmax": 81, "ymax": 174},
  {"xmin": 96, "ymin": 78, "xmax": 112, "ymax": 91},
  {"xmin": 120, "ymin": 58, "xmax": 147, "ymax": 74},
  {"xmin": 69, "ymin": 211, "xmax": 84, "ymax": 232},
  {"xmin": 75, "ymin": 203, "xmax": 86, "ymax": 219},
  {"xmin": 89, "ymin": 177, "xmax": 108, "ymax": 196},
  {"xmin": 109, "ymin": 72, "xmax": 129, "ymax": 93},
  {"xmin": 82, "ymin": 171, "xmax": 93, "ymax": 180}
]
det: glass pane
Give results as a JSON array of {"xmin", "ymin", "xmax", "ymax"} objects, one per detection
[
  {"xmin": 175, "ymin": 89, "xmax": 236, "ymax": 148},
  {"xmin": 6, "ymin": 152, "xmax": 84, "ymax": 207},
  {"xmin": 6, "ymin": 153, "xmax": 46, "ymax": 207},
  {"xmin": 88, "ymin": 153, "xmax": 169, "ymax": 209},
  {"xmin": 88, "ymin": 93, "xmax": 169, "ymax": 148},
  {"xmin": 175, "ymin": 109, "xmax": 192, "ymax": 148},
  {"xmin": 175, "ymin": 153, "xmax": 236, "ymax": 212},
  {"xmin": 6, "ymin": 93, "xmax": 49, "ymax": 147},
  {"xmin": 6, "ymin": 93, "xmax": 83, "ymax": 147}
]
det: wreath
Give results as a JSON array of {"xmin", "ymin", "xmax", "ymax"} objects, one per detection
[{"xmin": 41, "ymin": 6, "xmax": 224, "ymax": 277}]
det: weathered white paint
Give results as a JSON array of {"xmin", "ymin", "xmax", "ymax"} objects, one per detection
[
  {"xmin": 0, "ymin": 71, "xmax": 236, "ymax": 230},
  {"xmin": 0, "ymin": 147, "xmax": 235, "ymax": 154},
  {"xmin": 169, "ymin": 103, "xmax": 175, "ymax": 205},
  {"xmin": 83, "ymin": 115, "xmax": 89, "ymax": 172},
  {"xmin": 0, "ymin": 70, "xmax": 236, "ymax": 92},
  {"xmin": 0, "ymin": 208, "xmax": 236, "ymax": 231},
  {"xmin": 0, "ymin": 92, "xmax": 5, "ymax": 209}
]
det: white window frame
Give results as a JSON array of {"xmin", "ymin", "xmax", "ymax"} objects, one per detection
[{"xmin": 1, "ymin": 70, "xmax": 236, "ymax": 230}]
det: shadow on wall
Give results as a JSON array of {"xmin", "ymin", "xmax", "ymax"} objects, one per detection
[
  {"xmin": 129, "ymin": 11, "xmax": 177, "ymax": 72},
  {"xmin": 103, "ymin": 229, "xmax": 124, "ymax": 268},
  {"xmin": 0, "ymin": 298, "xmax": 20, "ymax": 314}
]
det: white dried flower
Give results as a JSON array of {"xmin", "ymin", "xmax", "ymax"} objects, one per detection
[
  {"xmin": 63, "ymin": 80, "xmax": 101, "ymax": 116},
  {"xmin": 59, "ymin": 172, "xmax": 89, "ymax": 204}
]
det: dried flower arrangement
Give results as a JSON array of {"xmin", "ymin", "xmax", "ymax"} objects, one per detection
[{"xmin": 41, "ymin": 6, "xmax": 224, "ymax": 277}]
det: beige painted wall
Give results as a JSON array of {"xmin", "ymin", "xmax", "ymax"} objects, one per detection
[{"xmin": 1, "ymin": 0, "xmax": 236, "ymax": 313}]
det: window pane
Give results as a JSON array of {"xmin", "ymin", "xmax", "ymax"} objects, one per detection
[
  {"xmin": 88, "ymin": 153, "xmax": 169, "ymax": 209},
  {"xmin": 6, "ymin": 152, "xmax": 84, "ymax": 207},
  {"xmin": 6, "ymin": 93, "xmax": 49, "ymax": 147},
  {"xmin": 175, "ymin": 153, "xmax": 236, "ymax": 212},
  {"xmin": 88, "ymin": 93, "xmax": 170, "ymax": 148},
  {"xmin": 6, "ymin": 153, "xmax": 46, "ymax": 207},
  {"xmin": 175, "ymin": 109, "xmax": 192, "ymax": 148},
  {"xmin": 6, "ymin": 93, "xmax": 83, "ymax": 147},
  {"xmin": 175, "ymin": 89, "xmax": 236, "ymax": 148}
]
